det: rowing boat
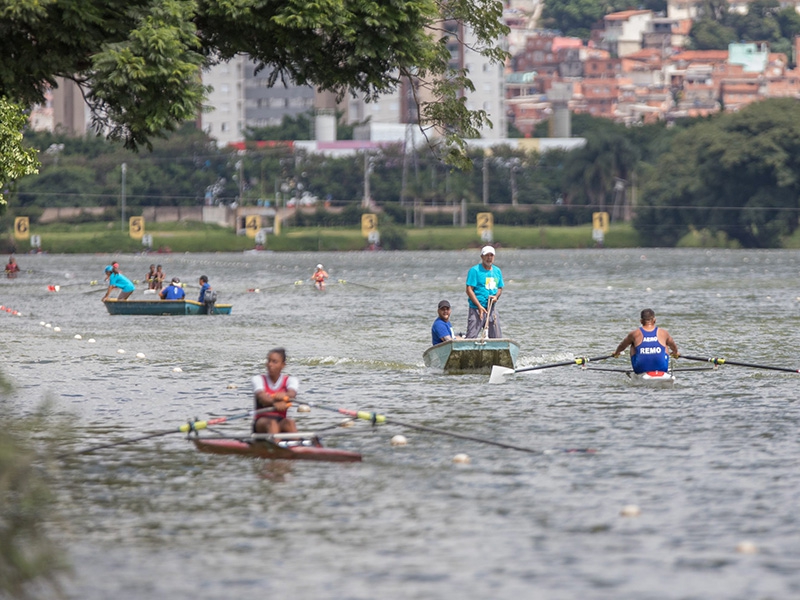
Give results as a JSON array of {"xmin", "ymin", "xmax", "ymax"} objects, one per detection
[
  {"xmin": 192, "ymin": 433, "xmax": 362, "ymax": 462},
  {"xmin": 627, "ymin": 370, "xmax": 676, "ymax": 387},
  {"xmin": 423, "ymin": 338, "xmax": 520, "ymax": 374},
  {"xmin": 103, "ymin": 298, "xmax": 232, "ymax": 315}
]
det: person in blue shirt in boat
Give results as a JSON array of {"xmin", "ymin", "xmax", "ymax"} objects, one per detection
[
  {"xmin": 159, "ymin": 277, "xmax": 186, "ymax": 300},
  {"xmin": 465, "ymin": 245, "xmax": 504, "ymax": 338},
  {"xmin": 431, "ymin": 300, "xmax": 464, "ymax": 345},
  {"xmin": 251, "ymin": 348, "xmax": 299, "ymax": 435},
  {"xmin": 101, "ymin": 264, "xmax": 135, "ymax": 301},
  {"xmin": 613, "ymin": 308, "xmax": 680, "ymax": 373}
]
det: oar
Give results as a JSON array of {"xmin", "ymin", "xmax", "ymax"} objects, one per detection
[
  {"xmin": 681, "ymin": 355, "xmax": 800, "ymax": 374},
  {"xmin": 336, "ymin": 279, "xmax": 379, "ymax": 291},
  {"xmin": 479, "ymin": 297, "xmax": 496, "ymax": 342},
  {"xmin": 58, "ymin": 409, "xmax": 263, "ymax": 458},
  {"xmin": 299, "ymin": 401, "xmax": 594, "ymax": 454},
  {"xmin": 489, "ymin": 355, "xmax": 613, "ymax": 384}
]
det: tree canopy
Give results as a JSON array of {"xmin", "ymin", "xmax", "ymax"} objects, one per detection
[
  {"xmin": 0, "ymin": 98, "xmax": 39, "ymax": 205},
  {"xmin": 636, "ymin": 99, "xmax": 800, "ymax": 247},
  {"xmin": 0, "ymin": 0, "xmax": 508, "ymax": 168}
]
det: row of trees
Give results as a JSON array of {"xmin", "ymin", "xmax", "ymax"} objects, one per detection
[{"xmin": 11, "ymin": 99, "xmax": 800, "ymax": 247}]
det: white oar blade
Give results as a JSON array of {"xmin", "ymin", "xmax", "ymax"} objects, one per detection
[{"xmin": 489, "ymin": 365, "xmax": 515, "ymax": 384}]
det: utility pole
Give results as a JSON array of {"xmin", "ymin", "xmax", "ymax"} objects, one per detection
[{"xmin": 120, "ymin": 162, "xmax": 127, "ymax": 231}]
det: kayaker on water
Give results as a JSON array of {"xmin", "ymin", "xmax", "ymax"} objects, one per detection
[
  {"xmin": 145, "ymin": 264, "xmax": 157, "ymax": 289},
  {"xmin": 153, "ymin": 265, "xmax": 165, "ymax": 290},
  {"xmin": 465, "ymin": 245, "xmax": 504, "ymax": 338},
  {"xmin": 431, "ymin": 300, "xmax": 463, "ymax": 345},
  {"xmin": 101, "ymin": 264, "xmax": 135, "ymax": 301},
  {"xmin": 251, "ymin": 348, "xmax": 298, "ymax": 435},
  {"xmin": 613, "ymin": 308, "xmax": 680, "ymax": 373}
]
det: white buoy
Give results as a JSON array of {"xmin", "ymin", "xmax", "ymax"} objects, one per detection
[
  {"xmin": 254, "ymin": 288, "xmax": 261, "ymax": 293},
  {"xmin": 39, "ymin": 321, "xmax": 46, "ymax": 326},
  {"xmin": 172, "ymin": 367, "xmax": 183, "ymax": 372},
  {"xmin": 54, "ymin": 285, "xmax": 60, "ymax": 292},
  {"xmin": 74, "ymin": 334, "xmax": 82, "ymax": 340},
  {"xmin": 226, "ymin": 383, "xmax": 238, "ymax": 389},
  {"xmin": 53, "ymin": 327, "xmax": 61, "ymax": 332},
  {"xmin": 135, "ymin": 352, "xmax": 146, "ymax": 359},
  {"xmin": 45, "ymin": 323, "xmax": 52, "ymax": 328},
  {"xmin": 390, "ymin": 434, "xmax": 407, "ymax": 446},
  {"xmin": 452, "ymin": 453, "xmax": 470, "ymax": 464},
  {"xmin": 339, "ymin": 419, "xmax": 354, "ymax": 427},
  {"xmin": 87, "ymin": 339, "xmax": 96, "ymax": 343},
  {"xmin": 736, "ymin": 541, "xmax": 757, "ymax": 554},
  {"xmin": 117, "ymin": 349, "xmax": 125, "ymax": 354},
  {"xmin": 296, "ymin": 404, "xmax": 311, "ymax": 413},
  {"xmin": 645, "ymin": 287, "xmax": 652, "ymax": 292},
  {"xmin": 606, "ymin": 286, "xmax": 613, "ymax": 290},
  {"xmin": 620, "ymin": 504, "xmax": 641, "ymax": 517}
]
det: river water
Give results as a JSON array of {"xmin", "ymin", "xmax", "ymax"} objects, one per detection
[{"xmin": 1, "ymin": 249, "xmax": 799, "ymax": 599}]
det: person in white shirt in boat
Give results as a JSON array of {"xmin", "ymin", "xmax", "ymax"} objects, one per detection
[
  {"xmin": 465, "ymin": 245, "xmax": 504, "ymax": 338},
  {"xmin": 613, "ymin": 308, "xmax": 680, "ymax": 373},
  {"xmin": 251, "ymin": 348, "xmax": 299, "ymax": 435},
  {"xmin": 431, "ymin": 300, "xmax": 463, "ymax": 345}
]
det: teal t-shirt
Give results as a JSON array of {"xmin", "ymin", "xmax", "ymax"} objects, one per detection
[{"xmin": 466, "ymin": 264, "xmax": 503, "ymax": 309}]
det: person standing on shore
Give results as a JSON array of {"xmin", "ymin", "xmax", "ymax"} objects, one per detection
[{"xmin": 465, "ymin": 246, "xmax": 504, "ymax": 338}]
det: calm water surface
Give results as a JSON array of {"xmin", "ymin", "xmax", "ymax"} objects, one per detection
[{"xmin": 1, "ymin": 249, "xmax": 799, "ymax": 599}]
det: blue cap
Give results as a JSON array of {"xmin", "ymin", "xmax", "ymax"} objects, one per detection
[{"xmin": 104, "ymin": 265, "xmax": 113, "ymax": 273}]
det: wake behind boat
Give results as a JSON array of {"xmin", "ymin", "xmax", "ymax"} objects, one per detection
[
  {"xmin": 192, "ymin": 433, "xmax": 362, "ymax": 462},
  {"xmin": 103, "ymin": 298, "xmax": 232, "ymax": 315},
  {"xmin": 423, "ymin": 337, "xmax": 520, "ymax": 374}
]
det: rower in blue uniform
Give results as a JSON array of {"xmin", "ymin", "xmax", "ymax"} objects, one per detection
[{"xmin": 613, "ymin": 308, "xmax": 679, "ymax": 373}]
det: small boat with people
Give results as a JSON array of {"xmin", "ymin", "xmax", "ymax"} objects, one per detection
[
  {"xmin": 424, "ymin": 337, "xmax": 520, "ymax": 374},
  {"xmin": 192, "ymin": 433, "xmax": 362, "ymax": 462},
  {"xmin": 103, "ymin": 298, "xmax": 232, "ymax": 315}
]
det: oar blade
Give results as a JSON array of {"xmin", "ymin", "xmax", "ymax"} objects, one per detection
[{"xmin": 489, "ymin": 365, "xmax": 515, "ymax": 384}]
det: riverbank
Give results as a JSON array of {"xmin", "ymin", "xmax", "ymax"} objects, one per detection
[
  {"xmin": 4, "ymin": 220, "xmax": 799, "ymax": 253},
  {"xmin": 3, "ymin": 221, "xmax": 640, "ymax": 253}
]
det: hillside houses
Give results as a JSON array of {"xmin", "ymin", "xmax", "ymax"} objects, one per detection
[{"xmin": 506, "ymin": 10, "xmax": 800, "ymax": 134}]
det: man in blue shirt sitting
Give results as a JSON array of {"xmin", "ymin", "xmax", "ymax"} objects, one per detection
[{"xmin": 160, "ymin": 277, "xmax": 186, "ymax": 300}]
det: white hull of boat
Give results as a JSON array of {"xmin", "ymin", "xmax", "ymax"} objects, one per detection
[{"xmin": 627, "ymin": 370, "xmax": 675, "ymax": 387}]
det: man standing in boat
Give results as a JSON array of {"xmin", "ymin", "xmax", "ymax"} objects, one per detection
[
  {"xmin": 431, "ymin": 300, "xmax": 463, "ymax": 345},
  {"xmin": 252, "ymin": 348, "xmax": 299, "ymax": 435},
  {"xmin": 613, "ymin": 308, "xmax": 680, "ymax": 373},
  {"xmin": 465, "ymin": 246, "xmax": 504, "ymax": 338}
]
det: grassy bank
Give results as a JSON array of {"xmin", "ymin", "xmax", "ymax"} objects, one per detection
[{"xmin": 2, "ymin": 220, "xmax": 644, "ymax": 253}]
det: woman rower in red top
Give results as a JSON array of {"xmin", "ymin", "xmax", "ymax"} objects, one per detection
[
  {"xmin": 250, "ymin": 348, "xmax": 299, "ymax": 434},
  {"xmin": 311, "ymin": 264, "xmax": 329, "ymax": 291}
]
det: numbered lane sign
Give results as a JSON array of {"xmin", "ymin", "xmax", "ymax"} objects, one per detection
[
  {"xmin": 592, "ymin": 212, "xmax": 609, "ymax": 233},
  {"xmin": 30, "ymin": 234, "xmax": 41, "ymax": 248},
  {"xmin": 245, "ymin": 215, "xmax": 261, "ymax": 239},
  {"xmin": 142, "ymin": 234, "xmax": 153, "ymax": 247},
  {"xmin": 129, "ymin": 216, "xmax": 145, "ymax": 240},
  {"xmin": 14, "ymin": 217, "xmax": 30, "ymax": 240},
  {"xmin": 476, "ymin": 212, "xmax": 493, "ymax": 236},
  {"xmin": 361, "ymin": 214, "xmax": 378, "ymax": 237}
]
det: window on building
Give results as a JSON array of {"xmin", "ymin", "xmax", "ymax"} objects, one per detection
[{"xmin": 221, "ymin": 122, "xmax": 229, "ymax": 132}]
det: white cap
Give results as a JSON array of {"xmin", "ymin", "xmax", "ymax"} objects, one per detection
[
  {"xmin": 481, "ymin": 245, "xmax": 496, "ymax": 256},
  {"xmin": 316, "ymin": 264, "xmax": 323, "ymax": 269}
]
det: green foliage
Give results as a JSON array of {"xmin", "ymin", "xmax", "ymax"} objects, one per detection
[
  {"xmin": 636, "ymin": 99, "xmax": 800, "ymax": 247},
  {"xmin": 0, "ymin": 97, "xmax": 39, "ymax": 206},
  {"xmin": 0, "ymin": 0, "xmax": 509, "ymax": 169},
  {"xmin": 0, "ymin": 376, "xmax": 68, "ymax": 597},
  {"xmin": 379, "ymin": 223, "xmax": 408, "ymax": 250}
]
